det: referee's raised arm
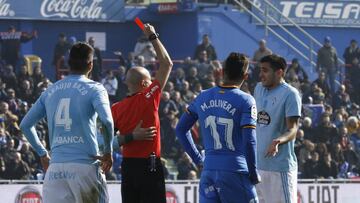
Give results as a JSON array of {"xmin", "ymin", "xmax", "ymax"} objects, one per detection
[{"xmin": 143, "ymin": 23, "xmax": 173, "ymax": 90}]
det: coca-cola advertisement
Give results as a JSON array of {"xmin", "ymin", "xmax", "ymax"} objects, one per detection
[{"xmin": 0, "ymin": 0, "xmax": 125, "ymax": 21}]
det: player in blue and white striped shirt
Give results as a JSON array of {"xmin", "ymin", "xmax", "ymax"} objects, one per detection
[{"xmin": 20, "ymin": 42, "xmax": 114, "ymax": 203}]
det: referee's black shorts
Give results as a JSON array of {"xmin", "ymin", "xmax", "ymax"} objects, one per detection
[{"xmin": 121, "ymin": 157, "xmax": 166, "ymax": 203}]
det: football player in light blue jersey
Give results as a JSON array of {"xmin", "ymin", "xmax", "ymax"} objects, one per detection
[
  {"xmin": 176, "ymin": 53, "xmax": 260, "ymax": 203},
  {"xmin": 254, "ymin": 55, "xmax": 301, "ymax": 203},
  {"xmin": 20, "ymin": 42, "xmax": 114, "ymax": 203}
]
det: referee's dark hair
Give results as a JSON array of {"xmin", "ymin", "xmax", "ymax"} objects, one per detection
[
  {"xmin": 260, "ymin": 54, "xmax": 287, "ymax": 72},
  {"xmin": 68, "ymin": 42, "xmax": 94, "ymax": 73},
  {"xmin": 224, "ymin": 52, "xmax": 249, "ymax": 81}
]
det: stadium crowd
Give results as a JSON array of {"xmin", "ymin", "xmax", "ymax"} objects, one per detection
[{"xmin": 0, "ymin": 32, "xmax": 360, "ymax": 181}]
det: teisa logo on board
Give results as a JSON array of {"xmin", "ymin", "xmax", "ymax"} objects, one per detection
[
  {"xmin": 40, "ymin": 0, "xmax": 104, "ymax": 19},
  {"xmin": 15, "ymin": 186, "xmax": 42, "ymax": 203},
  {"xmin": 280, "ymin": 1, "xmax": 360, "ymax": 19},
  {"xmin": 0, "ymin": 0, "xmax": 15, "ymax": 17}
]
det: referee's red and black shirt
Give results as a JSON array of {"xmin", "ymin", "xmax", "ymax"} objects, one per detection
[{"xmin": 111, "ymin": 80, "xmax": 162, "ymax": 158}]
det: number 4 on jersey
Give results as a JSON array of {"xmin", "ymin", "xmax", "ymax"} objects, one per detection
[{"xmin": 55, "ymin": 98, "xmax": 72, "ymax": 131}]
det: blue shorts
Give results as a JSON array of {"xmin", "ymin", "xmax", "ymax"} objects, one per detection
[{"xmin": 199, "ymin": 170, "xmax": 258, "ymax": 203}]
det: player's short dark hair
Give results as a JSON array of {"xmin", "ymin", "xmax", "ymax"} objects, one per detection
[
  {"xmin": 260, "ymin": 54, "xmax": 287, "ymax": 71},
  {"xmin": 68, "ymin": 42, "xmax": 94, "ymax": 73},
  {"xmin": 224, "ymin": 52, "xmax": 249, "ymax": 81}
]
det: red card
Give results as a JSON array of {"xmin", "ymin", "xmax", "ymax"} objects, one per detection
[{"xmin": 135, "ymin": 17, "xmax": 144, "ymax": 31}]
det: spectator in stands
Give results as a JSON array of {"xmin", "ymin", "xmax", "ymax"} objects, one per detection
[
  {"xmin": 252, "ymin": 39, "xmax": 272, "ymax": 81},
  {"xmin": 160, "ymin": 110, "xmax": 179, "ymax": 159},
  {"xmin": 17, "ymin": 65, "xmax": 33, "ymax": 88},
  {"xmin": 18, "ymin": 80, "xmax": 34, "ymax": 104},
  {"xmin": 2, "ymin": 64, "xmax": 17, "ymax": 91},
  {"xmin": 123, "ymin": 52, "xmax": 136, "ymax": 69},
  {"xmin": 295, "ymin": 129, "xmax": 304, "ymax": 156},
  {"xmin": 334, "ymin": 112, "xmax": 345, "ymax": 128},
  {"xmin": 287, "ymin": 58, "xmax": 308, "ymax": 83},
  {"xmin": 202, "ymin": 73, "xmax": 216, "ymax": 90},
  {"xmin": 182, "ymin": 56, "xmax": 196, "ymax": 70},
  {"xmin": 133, "ymin": 35, "xmax": 151, "ymax": 57},
  {"xmin": 196, "ymin": 50, "xmax": 211, "ymax": 77},
  {"xmin": 16, "ymin": 101, "xmax": 29, "ymax": 122},
  {"xmin": 115, "ymin": 66, "xmax": 128, "ymax": 101},
  {"xmin": 31, "ymin": 65, "xmax": 44, "ymax": 84},
  {"xmin": 186, "ymin": 66, "xmax": 200, "ymax": 86},
  {"xmin": 187, "ymin": 170, "xmax": 198, "ymax": 180},
  {"xmin": 6, "ymin": 88, "xmax": 21, "ymax": 113},
  {"xmin": 176, "ymin": 153, "xmax": 198, "ymax": 180},
  {"xmin": 350, "ymin": 103, "xmax": 360, "ymax": 119},
  {"xmin": 139, "ymin": 43, "xmax": 157, "ymax": 63},
  {"xmin": 312, "ymin": 71, "xmax": 330, "ymax": 98},
  {"xmin": 317, "ymin": 36, "xmax": 338, "ymax": 94},
  {"xmin": 343, "ymin": 39, "xmax": 360, "ymax": 79},
  {"xmin": 19, "ymin": 142, "xmax": 37, "ymax": 175},
  {"xmin": 343, "ymin": 143, "xmax": 360, "ymax": 173},
  {"xmin": 0, "ymin": 101, "xmax": 19, "ymax": 135},
  {"xmin": 348, "ymin": 59, "xmax": 360, "ymax": 104},
  {"xmin": 0, "ymin": 26, "xmax": 37, "ymax": 69},
  {"xmin": 314, "ymin": 114, "xmax": 338, "ymax": 145},
  {"xmin": 194, "ymin": 34, "xmax": 217, "ymax": 61},
  {"xmin": 0, "ymin": 127, "xmax": 8, "ymax": 148},
  {"xmin": 302, "ymin": 117, "xmax": 315, "ymax": 140},
  {"xmin": 171, "ymin": 91, "xmax": 186, "ymax": 116},
  {"xmin": 337, "ymin": 126, "xmax": 350, "ymax": 149},
  {"xmin": 159, "ymin": 91, "xmax": 179, "ymax": 118},
  {"xmin": 303, "ymin": 152, "xmax": 320, "ymax": 178},
  {"xmin": 180, "ymin": 81, "xmax": 195, "ymax": 103},
  {"xmin": 331, "ymin": 143, "xmax": 345, "ymax": 166},
  {"xmin": 0, "ymin": 155, "xmax": 5, "ymax": 179},
  {"xmin": 36, "ymin": 78, "xmax": 52, "ymax": 91},
  {"xmin": 52, "ymin": 33, "xmax": 71, "ymax": 67},
  {"xmin": 347, "ymin": 116, "xmax": 359, "ymax": 135},
  {"xmin": 164, "ymin": 81, "xmax": 175, "ymax": 93},
  {"xmin": 0, "ymin": 78, "xmax": 7, "ymax": 101},
  {"xmin": 135, "ymin": 55, "xmax": 146, "ymax": 67},
  {"xmin": 343, "ymin": 39, "xmax": 360, "ymax": 65},
  {"xmin": 4, "ymin": 152, "xmax": 31, "ymax": 180},
  {"xmin": 285, "ymin": 68, "xmax": 301, "ymax": 90},
  {"xmin": 192, "ymin": 82, "xmax": 203, "ymax": 95},
  {"xmin": 171, "ymin": 67, "xmax": 187, "ymax": 91},
  {"xmin": 311, "ymin": 85, "xmax": 326, "ymax": 105},
  {"xmin": 318, "ymin": 153, "xmax": 338, "ymax": 179},
  {"xmin": 351, "ymin": 129, "xmax": 360, "ymax": 154},
  {"xmin": 101, "ymin": 70, "xmax": 118, "ymax": 104},
  {"xmin": 316, "ymin": 143, "xmax": 329, "ymax": 162},
  {"xmin": 333, "ymin": 84, "xmax": 351, "ymax": 109},
  {"xmin": 88, "ymin": 37, "xmax": 103, "ymax": 81}
]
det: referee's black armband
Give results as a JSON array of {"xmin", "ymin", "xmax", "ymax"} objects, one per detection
[
  {"xmin": 124, "ymin": 134, "xmax": 134, "ymax": 143},
  {"xmin": 117, "ymin": 134, "xmax": 134, "ymax": 146}
]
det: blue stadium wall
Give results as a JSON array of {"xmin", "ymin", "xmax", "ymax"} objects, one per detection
[{"xmin": 1, "ymin": 5, "xmax": 359, "ymax": 79}]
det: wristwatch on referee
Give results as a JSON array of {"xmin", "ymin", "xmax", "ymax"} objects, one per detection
[{"xmin": 148, "ymin": 33, "xmax": 159, "ymax": 41}]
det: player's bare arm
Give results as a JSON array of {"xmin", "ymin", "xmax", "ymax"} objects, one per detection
[
  {"xmin": 143, "ymin": 23, "xmax": 173, "ymax": 90},
  {"xmin": 266, "ymin": 116, "xmax": 300, "ymax": 157}
]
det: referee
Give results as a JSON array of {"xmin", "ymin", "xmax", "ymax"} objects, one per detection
[{"xmin": 111, "ymin": 24, "xmax": 173, "ymax": 203}]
